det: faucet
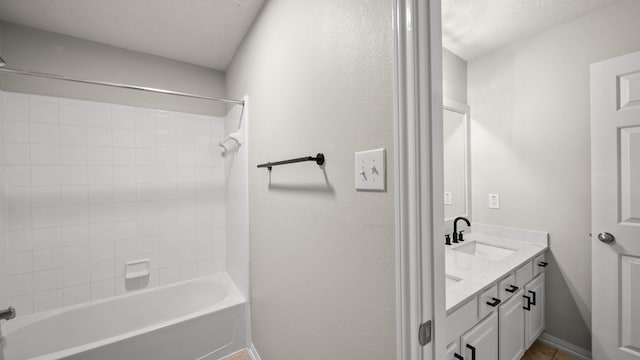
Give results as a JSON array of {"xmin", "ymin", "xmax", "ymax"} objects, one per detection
[
  {"xmin": 453, "ymin": 217, "xmax": 471, "ymax": 243},
  {"xmin": 0, "ymin": 307, "xmax": 15, "ymax": 321}
]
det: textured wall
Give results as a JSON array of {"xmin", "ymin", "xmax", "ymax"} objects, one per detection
[
  {"xmin": 226, "ymin": 1, "xmax": 396, "ymax": 359},
  {"xmin": 468, "ymin": 0, "xmax": 640, "ymax": 350},
  {"xmin": 0, "ymin": 21, "xmax": 227, "ymax": 116}
]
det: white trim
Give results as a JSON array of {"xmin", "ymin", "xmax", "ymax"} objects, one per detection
[
  {"xmin": 538, "ymin": 332, "xmax": 592, "ymax": 359},
  {"xmin": 393, "ymin": 0, "xmax": 444, "ymax": 359},
  {"xmin": 248, "ymin": 343, "xmax": 262, "ymax": 360}
]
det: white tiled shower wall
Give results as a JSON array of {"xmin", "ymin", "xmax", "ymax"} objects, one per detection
[{"xmin": 1, "ymin": 91, "xmax": 227, "ymax": 317}]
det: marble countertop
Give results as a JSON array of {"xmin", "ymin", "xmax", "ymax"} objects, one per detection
[{"xmin": 445, "ymin": 230, "xmax": 548, "ymax": 313}]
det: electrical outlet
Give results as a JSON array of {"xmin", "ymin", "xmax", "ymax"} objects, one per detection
[
  {"xmin": 488, "ymin": 193, "xmax": 500, "ymax": 209},
  {"xmin": 355, "ymin": 148, "xmax": 386, "ymax": 191},
  {"xmin": 444, "ymin": 192, "xmax": 452, "ymax": 205}
]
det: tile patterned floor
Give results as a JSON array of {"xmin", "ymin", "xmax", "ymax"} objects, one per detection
[
  {"xmin": 220, "ymin": 349, "xmax": 250, "ymax": 360},
  {"xmin": 522, "ymin": 341, "xmax": 585, "ymax": 360}
]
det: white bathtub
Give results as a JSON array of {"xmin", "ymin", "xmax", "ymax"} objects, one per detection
[{"xmin": 0, "ymin": 273, "xmax": 247, "ymax": 360}]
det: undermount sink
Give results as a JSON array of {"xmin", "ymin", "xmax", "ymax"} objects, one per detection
[
  {"xmin": 452, "ymin": 241, "xmax": 516, "ymax": 261},
  {"xmin": 446, "ymin": 274, "xmax": 462, "ymax": 287}
]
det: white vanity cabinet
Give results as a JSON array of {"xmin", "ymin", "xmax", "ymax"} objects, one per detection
[
  {"xmin": 446, "ymin": 340, "xmax": 462, "ymax": 360},
  {"xmin": 498, "ymin": 289, "xmax": 525, "ymax": 360},
  {"xmin": 461, "ymin": 312, "xmax": 499, "ymax": 360},
  {"xmin": 524, "ymin": 273, "xmax": 545, "ymax": 348},
  {"xmin": 446, "ymin": 250, "xmax": 547, "ymax": 360}
]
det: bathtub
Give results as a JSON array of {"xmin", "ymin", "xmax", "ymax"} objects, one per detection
[{"xmin": 0, "ymin": 273, "xmax": 247, "ymax": 360}]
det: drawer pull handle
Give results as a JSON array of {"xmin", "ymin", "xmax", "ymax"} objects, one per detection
[
  {"xmin": 523, "ymin": 295, "xmax": 531, "ymax": 311},
  {"xmin": 505, "ymin": 285, "xmax": 519, "ymax": 293},
  {"xmin": 529, "ymin": 290, "xmax": 537, "ymax": 306},
  {"xmin": 454, "ymin": 354, "xmax": 464, "ymax": 360},
  {"xmin": 486, "ymin": 297, "xmax": 501, "ymax": 307},
  {"xmin": 538, "ymin": 261, "xmax": 548, "ymax": 267},
  {"xmin": 466, "ymin": 344, "xmax": 476, "ymax": 360}
]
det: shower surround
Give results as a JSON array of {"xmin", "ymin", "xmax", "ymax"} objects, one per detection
[{"xmin": 0, "ymin": 90, "xmax": 247, "ymax": 318}]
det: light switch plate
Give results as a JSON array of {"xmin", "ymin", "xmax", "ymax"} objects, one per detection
[
  {"xmin": 488, "ymin": 193, "xmax": 500, "ymax": 209},
  {"xmin": 355, "ymin": 148, "xmax": 386, "ymax": 191}
]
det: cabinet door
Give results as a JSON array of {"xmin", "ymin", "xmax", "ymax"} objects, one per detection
[
  {"xmin": 461, "ymin": 311, "xmax": 498, "ymax": 360},
  {"xmin": 499, "ymin": 289, "xmax": 525, "ymax": 360},
  {"xmin": 524, "ymin": 273, "xmax": 545, "ymax": 348},
  {"xmin": 446, "ymin": 340, "xmax": 462, "ymax": 360}
]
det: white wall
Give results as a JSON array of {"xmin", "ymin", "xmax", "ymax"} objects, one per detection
[
  {"xmin": 226, "ymin": 1, "xmax": 396, "ymax": 359},
  {"xmin": 468, "ymin": 0, "xmax": 640, "ymax": 350},
  {"xmin": 1, "ymin": 91, "xmax": 226, "ymax": 316},
  {"xmin": 0, "ymin": 21, "xmax": 227, "ymax": 116},
  {"xmin": 443, "ymin": 48, "xmax": 468, "ymax": 104}
]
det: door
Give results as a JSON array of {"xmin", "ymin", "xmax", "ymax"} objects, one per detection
[
  {"xmin": 524, "ymin": 274, "xmax": 545, "ymax": 349},
  {"xmin": 499, "ymin": 289, "xmax": 525, "ymax": 360},
  {"xmin": 591, "ymin": 50, "xmax": 640, "ymax": 360},
  {"xmin": 461, "ymin": 312, "xmax": 498, "ymax": 360}
]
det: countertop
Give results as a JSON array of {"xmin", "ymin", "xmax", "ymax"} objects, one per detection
[{"xmin": 445, "ymin": 231, "xmax": 548, "ymax": 313}]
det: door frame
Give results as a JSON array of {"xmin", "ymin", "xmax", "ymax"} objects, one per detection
[{"xmin": 393, "ymin": 1, "xmax": 445, "ymax": 359}]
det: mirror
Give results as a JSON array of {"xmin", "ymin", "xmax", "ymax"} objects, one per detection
[{"xmin": 443, "ymin": 99, "xmax": 470, "ymax": 223}]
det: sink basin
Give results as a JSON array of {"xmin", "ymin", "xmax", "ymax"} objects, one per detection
[
  {"xmin": 446, "ymin": 274, "xmax": 462, "ymax": 287},
  {"xmin": 452, "ymin": 241, "xmax": 516, "ymax": 261}
]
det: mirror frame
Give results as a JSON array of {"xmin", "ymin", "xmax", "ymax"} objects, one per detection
[{"xmin": 443, "ymin": 98, "xmax": 471, "ymax": 228}]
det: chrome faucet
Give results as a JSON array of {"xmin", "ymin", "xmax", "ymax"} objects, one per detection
[
  {"xmin": 453, "ymin": 216, "xmax": 471, "ymax": 243},
  {"xmin": 0, "ymin": 307, "xmax": 16, "ymax": 321}
]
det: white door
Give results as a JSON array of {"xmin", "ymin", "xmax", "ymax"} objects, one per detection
[
  {"xmin": 591, "ymin": 50, "xmax": 640, "ymax": 360},
  {"xmin": 499, "ymin": 289, "xmax": 525, "ymax": 360},
  {"xmin": 523, "ymin": 274, "xmax": 545, "ymax": 349},
  {"xmin": 461, "ymin": 312, "xmax": 498, "ymax": 360}
]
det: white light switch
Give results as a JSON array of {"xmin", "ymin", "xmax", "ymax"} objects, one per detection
[
  {"xmin": 488, "ymin": 193, "xmax": 500, "ymax": 209},
  {"xmin": 355, "ymin": 148, "xmax": 386, "ymax": 191},
  {"xmin": 444, "ymin": 192, "xmax": 452, "ymax": 205}
]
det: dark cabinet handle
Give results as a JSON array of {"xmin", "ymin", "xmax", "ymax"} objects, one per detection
[
  {"xmin": 486, "ymin": 297, "xmax": 501, "ymax": 307},
  {"xmin": 529, "ymin": 290, "xmax": 537, "ymax": 306},
  {"xmin": 523, "ymin": 295, "xmax": 531, "ymax": 311},
  {"xmin": 466, "ymin": 344, "xmax": 476, "ymax": 360},
  {"xmin": 505, "ymin": 285, "xmax": 519, "ymax": 293},
  {"xmin": 454, "ymin": 354, "xmax": 464, "ymax": 360},
  {"xmin": 538, "ymin": 261, "xmax": 548, "ymax": 267}
]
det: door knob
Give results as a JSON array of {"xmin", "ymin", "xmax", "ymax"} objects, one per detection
[{"xmin": 598, "ymin": 232, "xmax": 615, "ymax": 244}]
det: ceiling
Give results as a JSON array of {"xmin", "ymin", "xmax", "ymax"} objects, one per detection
[
  {"xmin": 0, "ymin": 0, "xmax": 264, "ymax": 71},
  {"xmin": 442, "ymin": 0, "xmax": 619, "ymax": 60}
]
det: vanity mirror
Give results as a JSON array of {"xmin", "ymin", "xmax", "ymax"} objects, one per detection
[{"xmin": 443, "ymin": 99, "xmax": 471, "ymax": 225}]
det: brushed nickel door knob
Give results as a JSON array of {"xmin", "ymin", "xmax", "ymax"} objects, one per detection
[{"xmin": 598, "ymin": 232, "xmax": 615, "ymax": 244}]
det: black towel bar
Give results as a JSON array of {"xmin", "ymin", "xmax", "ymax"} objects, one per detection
[{"xmin": 257, "ymin": 153, "xmax": 325, "ymax": 171}]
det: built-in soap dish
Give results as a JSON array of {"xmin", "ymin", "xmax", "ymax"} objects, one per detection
[{"xmin": 125, "ymin": 259, "xmax": 151, "ymax": 280}]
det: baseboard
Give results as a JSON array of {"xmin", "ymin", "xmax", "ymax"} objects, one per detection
[
  {"xmin": 248, "ymin": 343, "xmax": 262, "ymax": 360},
  {"xmin": 538, "ymin": 332, "xmax": 592, "ymax": 359}
]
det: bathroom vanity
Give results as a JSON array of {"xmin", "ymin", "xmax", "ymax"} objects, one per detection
[{"xmin": 444, "ymin": 224, "xmax": 548, "ymax": 360}]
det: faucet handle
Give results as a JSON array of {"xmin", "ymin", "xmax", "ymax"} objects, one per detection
[
  {"xmin": 0, "ymin": 306, "xmax": 16, "ymax": 321},
  {"xmin": 445, "ymin": 234, "xmax": 452, "ymax": 246},
  {"xmin": 458, "ymin": 230, "xmax": 465, "ymax": 241}
]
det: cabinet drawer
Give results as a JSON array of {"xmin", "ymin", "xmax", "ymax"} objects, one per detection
[
  {"xmin": 446, "ymin": 297, "xmax": 479, "ymax": 345},
  {"xmin": 515, "ymin": 261, "xmax": 533, "ymax": 288},
  {"xmin": 446, "ymin": 340, "xmax": 461, "ymax": 360},
  {"xmin": 533, "ymin": 253, "xmax": 548, "ymax": 276},
  {"xmin": 498, "ymin": 273, "xmax": 519, "ymax": 301},
  {"xmin": 478, "ymin": 284, "xmax": 500, "ymax": 319}
]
